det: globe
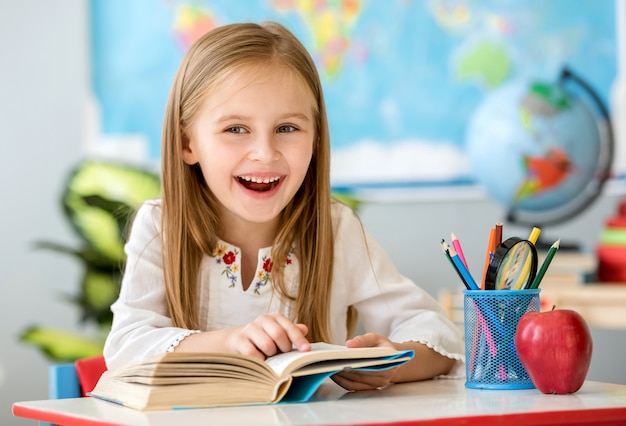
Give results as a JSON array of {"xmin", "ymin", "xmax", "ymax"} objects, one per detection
[{"xmin": 466, "ymin": 68, "xmax": 614, "ymax": 237}]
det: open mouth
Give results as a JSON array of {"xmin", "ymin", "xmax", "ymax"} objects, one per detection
[{"xmin": 237, "ymin": 176, "xmax": 281, "ymax": 192}]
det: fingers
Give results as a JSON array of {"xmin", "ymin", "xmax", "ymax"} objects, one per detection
[
  {"xmin": 337, "ymin": 333, "xmax": 399, "ymax": 391},
  {"xmin": 346, "ymin": 333, "xmax": 393, "ymax": 349},
  {"xmin": 331, "ymin": 367, "xmax": 400, "ymax": 391},
  {"xmin": 292, "ymin": 323, "xmax": 311, "ymax": 352},
  {"xmin": 263, "ymin": 313, "xmax": 310, "ymax": 353},
  {"xmin": 230, "ymin": 313, "xmax": 310, "ymax": 360}
]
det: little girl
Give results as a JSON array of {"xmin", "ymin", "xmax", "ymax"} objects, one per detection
[{"xmin": 104, "ymin": 21, "xmax": 464, "ymax": 391}]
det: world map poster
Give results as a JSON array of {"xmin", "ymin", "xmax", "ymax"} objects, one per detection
[{"xmin": 89, "ymin": 0, "xmax": 617, "ymax": 194}]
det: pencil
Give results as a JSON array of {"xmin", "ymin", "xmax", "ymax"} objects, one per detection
[
  {"xmin": 449, "ymin": 246, "xmax": 480, "ymax": 290},
  {"xmin": 529, "ymin": 239, "xmax": 560, "ymax": 289},
  {"xmin": 451, "ymin": 232, "xmax": 469, "ymax": 271},
  {"xmin": 481, "ymin": 227, "xmax": 496, "ymax": 290},
  {"xmin": 494, "ymin": 222, "xmax": 503, "ymax": 247},
  {"xmin": 441, "ymin": 240, "xmax": 470, "ymax": 290},
  {"xmin": 440, "ymin": 239, "xmax": 452, "ymax": 265},
  {"xmin": 528, "ymin": 227, "xmax": 541, "ymax": 245}
]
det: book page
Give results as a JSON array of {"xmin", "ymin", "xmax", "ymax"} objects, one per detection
[
  {"xmin": 265, "ymin": 342, "xmax": 412, "ymax": 378},
  {"xmin": 264, "ymin": 343, "xmax": 345, "ymax": 375},
  {"xmin": 107, "ymin": 351, "xmax": 277, "ymax": 383}
]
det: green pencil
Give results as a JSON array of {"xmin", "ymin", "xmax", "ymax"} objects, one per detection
[{"xmin": 529, "ymin": 239, "xmax": 560, "ymax": 289}]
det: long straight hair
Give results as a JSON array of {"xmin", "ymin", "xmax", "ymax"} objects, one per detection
[{"xmin": 160, "ymin": 22, "xmax": 334, "ymax": 342}]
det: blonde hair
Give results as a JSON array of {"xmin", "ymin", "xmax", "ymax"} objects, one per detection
[{"xmin": 160, "ymin": 22, "xmax": 335, "ymax": 342}]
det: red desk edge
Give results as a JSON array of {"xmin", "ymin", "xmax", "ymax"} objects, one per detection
[{"xmin": 13, "ymin": 400, "xmax": 626, "ymax": 426}]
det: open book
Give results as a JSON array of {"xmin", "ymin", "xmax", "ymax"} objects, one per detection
[{"xmin": 89, "ymin": 342, "xmax": 414, "ymax": 410}]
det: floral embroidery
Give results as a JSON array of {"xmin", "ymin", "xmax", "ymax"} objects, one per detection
[
  {"xmin": 214, "ymin": 243, "xmax": 293, "ymax": 293},
  {"xmin": 254, "ymin": 256, "xmax": 273, "ymax": 295},
  {"xmin": 213, "ymin": 244, "xmax": 240, "ymax": 288},
  {"xmin": 253, "ymin": 253, "xmax": 293, "ymax": 295},
  {"xmin": 223, "ymin": 251, "xmax": 236, "ymax": 265}
]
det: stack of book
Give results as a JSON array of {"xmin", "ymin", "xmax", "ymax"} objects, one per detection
[{"xmin": 596, "ymin": 199, "xmax": 626, "ymax": 283}]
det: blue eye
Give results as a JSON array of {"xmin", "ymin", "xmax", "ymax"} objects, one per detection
[
  {"xmin": 277, "ymin": 125, "xmax": 297, "ymax": 133},
  {"xmin": 226, "ymin": 126, "xmax": 247, "ymax": 134}
]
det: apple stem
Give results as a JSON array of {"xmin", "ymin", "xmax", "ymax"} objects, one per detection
[{"xmin": 551, "ymin": 305, "xmax": 556, "ymax": 311}]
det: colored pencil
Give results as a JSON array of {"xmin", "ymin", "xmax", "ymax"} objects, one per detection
[
  {"xmin": 481, "ymin": 227, "xmax": 496, "ymax": 290},
  {"xmin": 529, "ymin": 239, "xmax": 561, "ymax": 289},
  {"xmin": 451, "ymin": 232, "xmax": 469, "ymax": 271},
  {"xmin": 494, "ymin": 222, "xmax": 503, "ymax": 247},
  {"xmin": 528, "ymin": 227, "xmax": 541, "ymax": 244},
  {"xmin": 449, "ymin": 246, "xmax": 480, "ymax": 290},
  {"xmin": 441, "ymin": 240, "xmax": 470, "ymax": 290},
  {"xmin": 474, "ymin": 306, "xmax": 497, "ymax": 357}
]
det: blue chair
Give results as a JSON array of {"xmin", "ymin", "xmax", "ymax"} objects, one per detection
[
  {"xmin": 48, "ymin": 363, "xmax": 80, "ymax": 399},
  {"xmin": 49, "ymin": 354, "xmax": 107, "ymax": 398},
  {"xmin": 44, "ymin": 355, "xmax": 107, "ymax": 426}
]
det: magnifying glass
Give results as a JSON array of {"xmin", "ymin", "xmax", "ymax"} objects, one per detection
[{"xmin": 485, "ymin": 237, "xmax": 538, "ymax": 290}]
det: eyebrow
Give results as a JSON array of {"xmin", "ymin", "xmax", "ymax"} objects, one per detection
[{"xmin": 215, "ymin": 112, "xmax": 311, "ymax": 123}]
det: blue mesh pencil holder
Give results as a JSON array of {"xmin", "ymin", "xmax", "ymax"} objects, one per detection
[{"xmin": 463, "ymin": 289, "xmax": 540, "ymax": 390}]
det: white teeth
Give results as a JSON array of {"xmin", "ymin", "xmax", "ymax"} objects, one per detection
[{"xmin": 239, "ymin": 176, "xmax": 280, "ymax": 183}]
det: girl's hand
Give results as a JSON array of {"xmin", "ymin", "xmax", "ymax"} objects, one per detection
[
  {"xmin": 226, "ymin": 313, "xmax": 311, "ymax": 360},
  {"xmin": 331, "ymin": 333, "xmax": 400, "ymax": 391}
]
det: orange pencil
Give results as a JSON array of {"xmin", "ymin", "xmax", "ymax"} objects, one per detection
[
  {"xmin": 481, "ymin": 227, "xmax": 496, "ymax": 290},
  {"xmin": 494, "ymin": 222, "xmax": 503, "ymax": 247}
]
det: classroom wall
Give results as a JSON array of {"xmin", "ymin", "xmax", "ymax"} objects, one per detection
[
  {"xmin": 1, "ymin": 2, "xmax": 625, "ymax": 425},
  {"xmin": 1, "ymin": 1, "xmax": 86, "ymax": 425}
]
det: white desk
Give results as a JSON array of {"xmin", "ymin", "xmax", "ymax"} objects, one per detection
[{"xmin": 13, "ymin": 378, "xmax": 626, "ymax": 425}]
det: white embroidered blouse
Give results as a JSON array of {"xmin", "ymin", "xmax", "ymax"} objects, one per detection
[{"xmin": 104, "ymin": 200, "xmax": 465, "ymax": 376}]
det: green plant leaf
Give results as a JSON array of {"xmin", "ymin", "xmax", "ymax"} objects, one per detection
[
  {"xmin": 19, "ymin": 326, "xmax": 104, "ymax": 363},
  {"xmin": 69, "ymin": 207, "xmax": 126, "ymax": 261},
  {"xmin": 83, "ymin": 268, "xmax": 120, "ymax": 311},
  {"xmin": 62, "ymin": 161, "xmax": 161, "ymax": 261},
  {"xmin": 32, "ymin": 241, "xmax": 119, "ymax": 269},
  {"xmin": 23, "ymin": 160, "xmax": 162, "ymax": 362},
  {"xmin": 74, "ymin": 268, "xmax": 120, "ymax": 327}
]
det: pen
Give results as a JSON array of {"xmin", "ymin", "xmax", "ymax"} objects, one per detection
[
  {"xmin": 528, "ymin": 239, "xmax": 560, "ymax": 289},
  {"xmin": 448, "ymin": 245, "xmax": 480, "ymax": 290},
  {"xmin": 451, "ymin": 232, "xmax": 469, "ymax": 271}
]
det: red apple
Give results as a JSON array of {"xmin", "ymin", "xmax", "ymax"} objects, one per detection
[{"xmin": 515, "ymin": 308, "xmax": 593, "ymax": 394}]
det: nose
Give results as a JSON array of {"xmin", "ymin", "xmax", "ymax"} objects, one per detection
[{"xmin": 249, "ymin": 132, "xmax": 280, "ymax": 162}]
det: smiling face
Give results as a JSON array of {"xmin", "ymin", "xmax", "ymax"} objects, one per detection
[{"xmin": 182, "ymin": 63, "xmax": 316, "ymax": 239}]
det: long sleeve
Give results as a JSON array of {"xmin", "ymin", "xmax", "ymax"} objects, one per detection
[
  {"xmin": 103, "ymin": 201, "xmax": 191, "ymax": 369},
  {"xmin": 328, "ymin": 203, "xmax": 465, "ymax": 377},
  {"xmin": 104, "ymin": 200, "xmax": 465, "ymax": 377}
]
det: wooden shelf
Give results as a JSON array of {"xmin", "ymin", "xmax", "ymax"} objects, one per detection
[{"xmin": 540, "ymin": 283, "xmax": 626, "ymax": 329}]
